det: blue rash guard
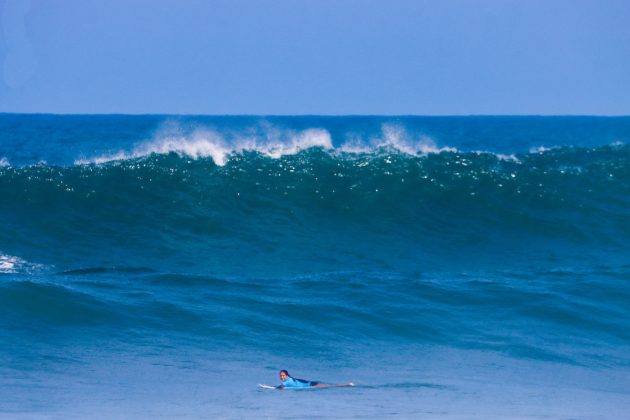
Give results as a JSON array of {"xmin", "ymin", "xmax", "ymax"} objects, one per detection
[{"xmin": 280, "ymin": 376, "xmax": 318, "ymax": 388}]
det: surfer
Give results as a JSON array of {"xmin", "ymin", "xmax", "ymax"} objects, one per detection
[{"xmin": 277, "ymin": 370, "xmax": 353, "ymax": 388}]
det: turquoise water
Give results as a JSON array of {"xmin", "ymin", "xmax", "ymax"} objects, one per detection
[{"xmin": 1, "ymin": 115, "xmax": 629, "ymax": 418}]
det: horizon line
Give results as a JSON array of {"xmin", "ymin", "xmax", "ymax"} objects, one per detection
[{"xmin": 1, "ymin": 112, "xmax": 629, "ymax": 118}]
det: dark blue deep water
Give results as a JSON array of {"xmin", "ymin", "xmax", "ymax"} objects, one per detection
[{"xmin": 1, "ymin": 115, "xmax": 629, "ymax": 418}]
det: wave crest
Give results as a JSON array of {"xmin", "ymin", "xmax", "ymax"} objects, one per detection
[
  {"xmin": 74, "ymin": 123, "xmax": 461, "ymax": 166},
  {"xmin": 76, "ymin": 127, "xmax": 333, "ymax": 166}
]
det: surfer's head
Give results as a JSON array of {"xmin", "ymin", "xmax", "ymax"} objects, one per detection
[{"xmin": 279, "ymin": 370, "xmax": 289, "ymax": 381}]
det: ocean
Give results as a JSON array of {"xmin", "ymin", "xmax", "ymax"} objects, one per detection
[{"xmin": 1, "ymin": 114, "xmax": 629, "ymax": 418}]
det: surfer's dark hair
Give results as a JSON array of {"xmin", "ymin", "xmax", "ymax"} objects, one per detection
[{"xmin": 280, "ymin": 370, "xmax": 289, "ymax": 376}]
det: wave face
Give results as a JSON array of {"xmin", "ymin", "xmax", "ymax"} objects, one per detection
[
  {"xmin": 2, "ymin": 142, "xmax": 629, "ymax": 275},
  {"xmin": 1, "ymin": 114, "xmax": 629, "ymax": 367}
]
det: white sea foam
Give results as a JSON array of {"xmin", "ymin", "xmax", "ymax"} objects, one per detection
[
  {"xmin": 76, "ymin": 126, "xmax": 333, "ymax": 166},
  {"xmin": 0, "ymin": 253, "xmax": 44, "ymax": 274},
  {"xmin": 339, "ymin": 124, "xmax": 456, "ymax": 156},
  {"xmin": 374, "ymin": 124, "xmax": 457, "ymax": 155},
  {"xmin": 0, "ymin": 257, "xmax": 16, "ymax": 273},
  {"xmin": 75, "ymin": 123, "xmax": 530, "ymax": 167},
  {"xmin": 496, "ymin": 153, "xmax": 520, "ymax": 162},
  {"xmin": 471, "ymin": 150, "xmax": 521, "ymax": 163},
  {"xmin": 252, "ymin": 128, "xmax": 333, "ymax": 159},
  {"xmin": 0, "ymin": 157, "xmax": 10, "ymax": 167},
  {"xmin": 529, "ymin": 145, "xmax": 556, "ymax": 154},
  {"xmin": 0, "ymin": 254, "xmax": 22, "ymax": 273}
]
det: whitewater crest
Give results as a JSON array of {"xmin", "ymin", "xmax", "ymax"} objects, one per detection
[
  {"xmin": 75, "ymin": 127, "xmax": 334, "ymax": 166},
  {"xmin": 74, "ymin": 124, "xmax": 458, "ymax": 166},
  {"xmin": 339, "ymin": 124, "xmax": 457, "ymax": 155},
  {"xmin": 0, "ymin": 157, "xmax": 10, "ymax": 167},
  {"xmin": 529, "ymin": 145, "xmax": 558, "ymax": 154}
]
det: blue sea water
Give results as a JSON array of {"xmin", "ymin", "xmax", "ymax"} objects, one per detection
[{"xmin": 1, "ymin": 114, "xmax": 629, "ymax": 418}]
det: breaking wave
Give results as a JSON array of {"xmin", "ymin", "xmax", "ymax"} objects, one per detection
[{"xmin": 73, "ymin": 123, "xmax": 459, "ymax": 166}]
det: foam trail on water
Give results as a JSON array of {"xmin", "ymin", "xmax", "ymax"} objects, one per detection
[
  {"xmin": 0, "ymin": 255, "xmax": 16, "ymax": 273},
  {"xmin": 0, "ymin": 253, "xmax": 39, "ymax": 274}
]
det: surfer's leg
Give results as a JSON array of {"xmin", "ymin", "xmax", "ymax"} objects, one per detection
[{"xmin": 312, "ymin": 382, "xmax": 353, "ymax": 387}]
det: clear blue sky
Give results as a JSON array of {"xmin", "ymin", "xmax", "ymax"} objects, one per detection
[{"xmin": 0, "ymin": 0, "xmax": 628, "ymax": 115}]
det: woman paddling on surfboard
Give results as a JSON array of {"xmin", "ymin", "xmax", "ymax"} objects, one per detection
[{"xmin": 277, "ymin": 370, "xmax": 354, "ymax": 389}]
